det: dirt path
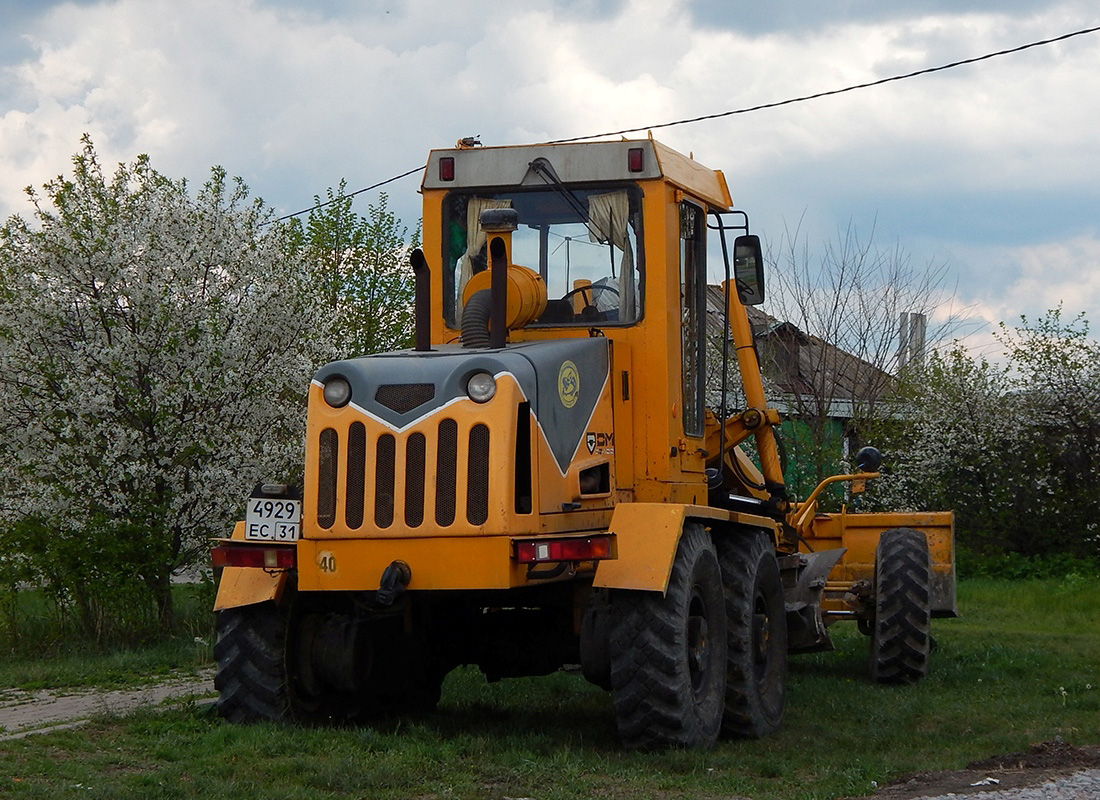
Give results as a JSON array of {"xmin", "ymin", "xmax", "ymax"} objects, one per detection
[
  {"xmin": 847, "ymin": 739, "xmax": 1100, "ymax": 800},
  {"xmin": 0, "ymin": 670, "xmax": 215, "ymax": 741}
]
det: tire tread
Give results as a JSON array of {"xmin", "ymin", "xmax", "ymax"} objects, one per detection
[{"xmin": 870, "ymin": 528, "xmax": 932, "ymax": 683}]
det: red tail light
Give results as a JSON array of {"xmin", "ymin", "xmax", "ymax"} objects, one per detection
[
  {"xmin": 439, "ymin": 156, "xmax": 455, "ymax": 181},
  {"xmin": 514, "ymin": 535, "xmax": 615, "ymax": 564},
  {"xmin": 627, "ymin": 147, "xmax": 644, "ymax": 172},
  {"xmin": 212, "ymin": 543, "xmax": 296, "ymax": 570}
]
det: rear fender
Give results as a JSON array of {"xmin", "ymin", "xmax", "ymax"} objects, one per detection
[
  {"xmin": 592, "ymin": 503, "xmax": 687, "ymax": 593},
  {"xmin": 212, "ymin": 520, "xmax": 291, "ymax": 611},
  {"xmin": 213, "ymin": 566, "xmax": 289, "ymax": 611}
]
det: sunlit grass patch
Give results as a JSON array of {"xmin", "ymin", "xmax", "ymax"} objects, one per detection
[{"xmin": 0, "ymin": 578, "xmax": 1096, "ymax": 800}]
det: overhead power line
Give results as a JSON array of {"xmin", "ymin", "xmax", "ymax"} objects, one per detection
[
  {"xmin": 549, "ymin": 23, "xmax": 1100, "ymax": 143},
  {"xmin": 274, "ymin": 23, "xmax": 1100, "ymax": 222},
  {"xmin": 269, "ymin": 164, "xmax": 423, "ymax": 224}
]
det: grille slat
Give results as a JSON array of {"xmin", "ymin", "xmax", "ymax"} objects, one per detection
[
  {"xmin": 514, "ymin": 403, "xmax": 532, "ymax": 514},
  {"xmin": 436, "ymin": 419, "xmax": 458, "ymax": 526},
  {"xmin": 405, "ymin": 432, "xmax": 426, "ymax": 527},
  {"xmin": 345, "ymin": 421, "xmax": 366, "ymax": 529},
  {"xmin": 375, "ymin": 434, "xmax": 396, "ymax": 527},
  {"xmin": 467, "ymin": 424, "xmax": 490, "ymax": 525},
  {"xmin": 318, "ymin": 428, "xmax": 338, "ymax": 529}
]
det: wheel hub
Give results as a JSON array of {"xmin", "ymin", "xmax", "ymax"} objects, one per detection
[{"xmin": 687, "ymin": 595, "xmax": 710, "ymax": 691}]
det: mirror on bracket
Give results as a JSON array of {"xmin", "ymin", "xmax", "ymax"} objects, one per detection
[{"xmin": 733, "ymin": 234, "xmax": 765, "ymax": 306}]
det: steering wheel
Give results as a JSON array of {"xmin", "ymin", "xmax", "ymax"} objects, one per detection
[{"xmin": 560, "ymin": 283, "xmax": 620, "ymax": 307}]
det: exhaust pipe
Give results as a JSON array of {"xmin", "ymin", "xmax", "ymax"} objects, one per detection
[
  {"xmin": 489, "ymin": 236, "xmax": 508, "ymax": 349},
  {"xmin": 410, "ymin": 248, "xmax": 431, "ymax": 352}
]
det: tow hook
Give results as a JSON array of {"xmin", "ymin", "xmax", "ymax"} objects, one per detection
[{"xmin": 377, "ymin": 560, "xmax": 412, "ymax": 606}]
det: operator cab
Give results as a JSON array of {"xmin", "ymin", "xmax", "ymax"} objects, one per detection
[{"xmin": 441, "ymin": 185, "xmax": 644, "ymax": 327}]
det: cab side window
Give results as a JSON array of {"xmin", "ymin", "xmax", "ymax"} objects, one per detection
[{"xmin": 679, "ymin": 202, "xmax": 706, "ymax": 438}]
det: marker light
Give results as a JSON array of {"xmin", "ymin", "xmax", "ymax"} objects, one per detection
[
  {"xmin": 627, "ymin": 147, "xmax": 645, "ymax": 173},
  {"xmin": 466, "ymin": 372, "xmax": 497, "ymax": 403},
  {"xmin": 514, "ymin": 535, "xmax": 614, "ymax": 564},
  {"xmin": 322, "ymin": 375, "xmax": 352, "ymax": 408},
  {"xmin": 439, "ymin": 156, "xmax": 455, "ymax": 181}
]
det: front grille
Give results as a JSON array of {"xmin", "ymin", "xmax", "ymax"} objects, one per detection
[
  {"xmin": 375, "ymin": 383, "xmax": 435, "ymax": 414},
  {"xmin": 314, "ymin": 417, "xmax": 494, "ymax": 533}
]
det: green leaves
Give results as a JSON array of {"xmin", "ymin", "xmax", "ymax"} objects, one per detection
[{"xmin": 296, "ymin": 182, "xmax": 420, "ymax": 357}]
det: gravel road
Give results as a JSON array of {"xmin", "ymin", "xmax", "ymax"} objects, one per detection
[
  {"xmin": 858, "ymin": 740, "xmax": 1100, "ymax": 800},
  {"xmin": 897, "ymin": 769, "xmax": 1100, "ymax": 800},
  {"xmin": 0, "ymin": 670, "xmax": 214, "ymax": 740}
]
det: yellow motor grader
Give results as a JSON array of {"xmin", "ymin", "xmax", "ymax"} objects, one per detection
[{"xmin": 212, "ymin": 138, "xmax": 955, "ymax": 749}]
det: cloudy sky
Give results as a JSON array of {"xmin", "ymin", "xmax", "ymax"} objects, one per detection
[{"xmin": 2, "ymin": 0, "xmax": 1098, "ymax": 358}]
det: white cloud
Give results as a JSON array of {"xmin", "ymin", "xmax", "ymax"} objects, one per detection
[
  {"xmin": 1, "ymin": 0, "xmax": 1098, "ymax": 340},
  {"xmin": 934, "ymin": 232, "xmax": 1100, "ymax": 362},
  {"xmin": 971, "ymin": 233, "xmax": 1100, "ymax": 320}
]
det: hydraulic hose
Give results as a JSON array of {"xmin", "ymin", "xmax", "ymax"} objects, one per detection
[{"xmin": 460, "ymin": 289, "xmax": 493, "ymax": 348}]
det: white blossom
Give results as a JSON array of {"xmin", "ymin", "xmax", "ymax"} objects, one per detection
[{"xmin": 0, "ymin": 140, "xmax": 330, "ymax": 604}]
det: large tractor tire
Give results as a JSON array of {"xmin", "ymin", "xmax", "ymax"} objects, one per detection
[
  {"xmin": 214, "ymin": 602, "xmax": 293, "ymax": 723},
  {"xmin": 215, "ymin": 598, "xmax": 352, "ymax": 724},
  {"xmin": 870, "ymin": 527, "xmax": 932, "ymax": 683},
  {"xmin": 609, "ymin": 523, "xmax": 727, "ymax": 750},
  {"xmin": 216, "ymin": 598, "xmax": 443, "ymax": 725},
  {"xmin": 718, "ymin": 530, "xmax": 787, "ymax": 737}
]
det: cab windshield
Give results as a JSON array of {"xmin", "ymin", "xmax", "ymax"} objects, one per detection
[{"xmin": 442, "ymin": 186, "xmax": 644, "ymax": 327}]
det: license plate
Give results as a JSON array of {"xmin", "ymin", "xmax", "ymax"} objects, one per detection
[{"xmin": 245, "ymin": 497, "xmax": 302, "ymax": 542}]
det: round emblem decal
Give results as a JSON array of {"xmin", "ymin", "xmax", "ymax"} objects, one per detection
[{"xmin": 558, "ymin": 360, "xmax": 580, "ymax": 409}]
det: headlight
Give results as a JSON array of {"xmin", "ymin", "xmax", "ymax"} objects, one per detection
[
  {"xmin": 466, "ymin": 372, "xmax": 497, "ymax": 403},
  {"xmin": 322, "ymin": 375, "xmax": 352, "ymax": 408}
]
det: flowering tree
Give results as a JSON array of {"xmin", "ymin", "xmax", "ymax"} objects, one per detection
[
  {"xmin": 871, "ymin": 308, "xmax": 1100, "ymax": 565},
  {"xmin": 0, "ymin": 139, "xmax": 326, "ymax": 632}
]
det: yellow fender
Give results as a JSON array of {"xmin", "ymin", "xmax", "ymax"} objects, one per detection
[
  {"xmin": 213, "ymin": 566, "xmax": 288, "ymax": 611},
  {"xmin": 212, "ymin": 521, "xmax": 290, "ymax": 611},
  {"xmin": 593, "ymin": 503, "xmax": 774, "ymax": 593}
]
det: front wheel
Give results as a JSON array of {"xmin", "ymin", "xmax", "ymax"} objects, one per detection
[
  {"xmin": 214, "ymin": 602, "xmax": 292, "ymax": 723},
  {"xmin": 609, "ymin": 523, "xmax": 727, "ymax": 749},
  {"xmin": 718, "ymin": 530, "xmax": 787, "ymax": 737},
  {"xmin": 214, "ymin": 597, "xmax": 348, "ymax": 724},
  {"xmin": 870, "ymin": 528, "xmax": 932, "ymax": 683}
]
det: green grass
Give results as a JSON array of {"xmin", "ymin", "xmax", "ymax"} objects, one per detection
[
  {"xmin": 0, "ymin": 583, "xmax": 214, "ymax": 690},
  {"xmin": 0, "ymin": 637, "xmax": 212, "ymax": 692},
  {"xmin": 1, "ymin": 578, "xmax": 1098, "ymax": 799}
]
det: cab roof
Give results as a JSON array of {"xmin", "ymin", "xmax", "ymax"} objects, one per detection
[{"xmin": 422, "ymin": 138, "xmax": 733, "ymax": 211}]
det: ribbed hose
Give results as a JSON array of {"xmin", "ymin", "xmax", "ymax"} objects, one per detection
[{"xmin": 460, "ymin": 289, "xmax": 494, "ymax": 348}]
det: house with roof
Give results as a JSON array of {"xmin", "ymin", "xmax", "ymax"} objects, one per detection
[{"xmin": 704, "ymin": 286, "xmax": 902, "ymax": 502}]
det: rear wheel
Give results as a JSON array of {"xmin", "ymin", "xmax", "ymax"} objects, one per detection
[
  {"xmin": 718, "ymin": 530, "xmax": 787, "ymax": 737},
  {"xmin": 214, "ymin": 596, "xmax": 354, "ymax": 724},
  {"xmin": 214, "ymin": 602, "xmax": 292, "ymax": 723},
  {"xmin": 609, "ymin": 523, "xmax": 727, "ymax": 749},
  {"xmin": 216, "ymin": 594, "xmax": 445, "ymax": 724},
  {"xmin": 870, "ymin": 528, "xmax": 932, "ymax": 683}
]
